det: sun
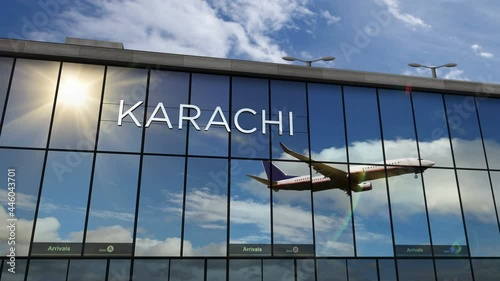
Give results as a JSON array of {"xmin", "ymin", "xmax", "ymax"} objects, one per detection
[{"xmin": 58, "ymin": 78, "xmax": 88, "ymax": 106}]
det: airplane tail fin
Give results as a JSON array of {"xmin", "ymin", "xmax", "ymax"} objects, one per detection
[{"xmin": 262, "ymin": 160, "xmax": 295, "ymax": 181}]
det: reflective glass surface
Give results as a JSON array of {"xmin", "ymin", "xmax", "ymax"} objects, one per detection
[
  {"xmin": 188, "ymin": 74, "xmax": 229, "ymax": 157},
  {"xmin": 445, "ymin": 95, "xmax": 486, "ymax": 169},
  {"xmin": 183, "ymin": 157, "xmax": 227, "ymax": 256},
  {"xmin": 0, "ymin": 59, "xmax": 59, "ymax": 148},
  {"xmin": 0, "ymin": 57, "xmax": 13, "ymax": 121},
  {"xmin": 1, "ymin": 259, "xmax": 27, "ymax": 281},
  {"xmin": 231, "ymin": 77, "xmax": 270, "ymax": 159},
  {"xmin": 26, "ymin": 259, "xmax": 67, "ymax": 281},
  {"xmin": 476, "ymin": 97, "xmax": 500, "ymax": 169},
  {"xmin": 85, "ymin": 154, "xmax": 140, "ymax": 253},
  {"xmin": 144, "ymin": 70, "xmax": 190, "ymax": 155},
  {"xmin": 50, "ymin": 63, "xmax": 104, "ymax": 149},
  {"xmin": 229, "ymin": 159, "xmax": 271, "ymax": 255},
  {"xmin": 133, "ymin": 259, "xmax": 169, "ymax": 281},
  {"xmin": 435, "ymin": 259, "xmax": 473, "ymax": 281},
  {"xmin": 457, "ymin": 170, "xmax": 500, "ymax": 256},
  {"xmin": 412, "ymin": 92, "xmax": 453, "ymax": 167},
  {"xmin": 270, "ymin": 80, "xmax": 308, "ymax": 159},
  {"xmin": 0, "ymin": 149, "xmax": 45, "ymax": 256},
  {"xmin": 170, "ymin": 259, "xmax": 204, "ymax": 281},
  {"xmin": 2, "ymin": 59, "xmax": 500, "ymax": 279},
  {"xmin": 135, "ymin": 155, "xmax": 184, "ymax": 256},
  {"xmin": 66, "ymin": 259, "xmax": 106, "ymax": 281},
  {"xmin": 97, "ymin": 66, "xmax": 148, "ymax": 152}
]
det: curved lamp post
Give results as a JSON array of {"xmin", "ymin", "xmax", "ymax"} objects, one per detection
[
  {"xmin": 408, "ymin": 63, "xmax": 457, "ymax": 78},
  {"xmin": 282, "ymin": 56, "xmax": 335, "ymax": 67}
]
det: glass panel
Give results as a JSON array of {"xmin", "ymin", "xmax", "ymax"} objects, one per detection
[
  {"xmin": 397, "ymin": 259, "xmax": 435, "ymax": 281},
  {"xmin": 472, "ymin": 259, "xmax": 500, "ymax": 281},
  {"xmin": 135, "ymin": 155, "xmax": 184, "ymax": 256},
  {"xmin": 85, "ymin": 154, "xmax": 139, "ymax": 256},
  {"xmin": 207, "ymin": 259, "xmax": 226, "ymax": 281},
  {"xmin": 380, "ymin": 89, "xmax": 431, "ymax": 254},
  {"xmin": 50, "ymin": 63, "xmax": 104, "ymax": 149},
  {"xmin": 270, "ymin": 80, "xmax": 308, "ymax": 159},
  {"xmin": 347, "ymin": 259, "xmax": 377, "ymax": 281},
  {"xmin": 184, "ymin": 158, "xmax": 227, "ymax": 256},
  {"xmin": 316, "ymin": 259, "xmax": 346, "ymax": 281},
  {"xmin": 1, "ymin": 259, "xmax": 26, "ymax": 281},
  {"xmin": 457, "ymin": 170, "xmax": 500, "ymax": 256},
  {"xmin": 0, "ymin": 149, "xmax": 45, "ymax": 256},
  {"xmin": 230, "ymin": 159, "xmax": 271, "ymax": 256},
  {"xmin": 229, "ymin": 260, "xmax": 261, "ymax": 281},
  {"xmin": 188, "ymin": 74, "xmax": 229, "ymax": 157},
  {"xmin": 97, "ymin": 66, "xmax": 148, "ymax": 152},
  {"xmin": 144, "ymin": 70, "xmax": 189, "ymax": 155},
  {"xmin": 378, "ymin": 259, "xmax": 397, "ymax": 281},
  {"xmin": 313, "ymin": 163, "xmax": 354, "ymax": 257},
  {"xmin": 133, "ymin": 259, "xmax": 169, "ymax": 281},
  {"xmin": 33, "ymin": 152, "xmax": 92, "ymax": 252},
  {"xmin": 389, "ymin": 173, "xmax": 431, "ymax": 254},
  {"xmin": 477, "ymin": 97, "xmax": 500, "ymax": 169},
  {"xmin": 26, "ymin": 259, "xmax": 67, "ymax": 281},
  {"xmin": 352, "ymin": 169, "xmax": 393, "ymax": 256},
  {"xmin": 0, "ymin": 57, "xmax": 13, "ymax": 120},
  {"xmin": 308, "ymin": 83, "xmax": 346, "ymax": 162},
  {"xmin": 296, "ymin": 259, "xmax": 315, "ymax": 281},
  {"xmin": 108, "ymin": 260, "xmax": 131, "ymax": 281},
  {"xmin": 0, "ymin": 59, "xmax": 59, "ymax": 148},
  {"xmin": 67, "ymin": 259, "xmax": 106, "ymax": 281},
  {"xmin": 263, "ymin": 259, "xmax": 294, "ymax": 281},
  {"xmin": 423, "ymin": 168, "xmax": 468, "ymax": 257},
  {"xmin": 412, "ymin": 92, "xmax": 453, "ymax": 167},
  {"xmin": 272, "ymin": 160, "xmax": 314, "ymax": 257},
  {"xmin": 379, "ymin": 89, "xmax": 419, "ymax": 160},
  {"xmin": 344, "ymin": 86, "xmax": 383, "ymax": 164},
  {"xmin": 435, "ymin": 259, "xmax": 473, "ymax": 281},
  {"xmin": 231, "ymin": 77, "xmax": 270, "ymax": 159},
  {"xmin": 170, "ymin": 259, "xmax": 204, "ymax": 281},
  {"xmin": 489, "ymin": 171, "xmax": 500, "ymax": 230},
  {"xmin": 445, "ymin": 95, "xmax": 486, "ymax": 169}
]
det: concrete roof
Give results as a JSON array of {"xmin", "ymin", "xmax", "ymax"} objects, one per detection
[{"xmin": 0, "ymin": 38, "xmax": 499, "ymax": 97}]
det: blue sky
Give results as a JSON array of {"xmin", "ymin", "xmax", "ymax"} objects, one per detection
[{"xmin": 1, "ymin": 0, "xmax": 499, "ymax": 82}]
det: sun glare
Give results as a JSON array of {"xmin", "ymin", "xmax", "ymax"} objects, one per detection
[{"xmin": 58, "ymin": 79, "xmax": 88, "ymax": 106}]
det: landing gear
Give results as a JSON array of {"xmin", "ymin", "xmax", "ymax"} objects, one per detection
[
  {"xmin": 273, "ymin": 188, "xmax": 279, "ymax": 192},
  {"xmin": 414, "ymin": 173, "xmax": 418, "ymax": 179}
]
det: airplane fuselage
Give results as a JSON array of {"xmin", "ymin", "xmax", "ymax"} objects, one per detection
[{"xmin": 272, "ymin": 158, "xmax": 434, "ymax": 192}]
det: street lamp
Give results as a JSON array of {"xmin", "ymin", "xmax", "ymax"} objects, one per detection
[
  {"xmin": 408, "ymin": 63, "xmax": 457, "ymax": 78},
  {"xmin": 282, "ymin": 56, "xmax": 335, "ymax": 67}
]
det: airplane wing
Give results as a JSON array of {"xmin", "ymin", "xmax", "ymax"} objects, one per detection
[{"xmin": 279, "ymin": 142, "xmax": 347, "ymax": 179}]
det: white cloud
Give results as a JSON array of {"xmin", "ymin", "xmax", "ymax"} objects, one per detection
[
  {"xmin": 28, "ymin": 0, "xmax": 314, "ymax": 62},
  {"xmin": 379, "ymin": 0, "xmax": 431, "ymax": 29},
  {"xmin": 403, "ymin": 67, "xmax": 468, "ymax": 81},
  {"xmin": 320, "ymin": 10, "xmax": 341, "ymax": 25},
  {"xmin": 443, "ymin": 69, "xmax": 469, "ymax": 81},
  {"xmin": 471, "ymin": 44, "xmax": 494, "ymax": 59}
]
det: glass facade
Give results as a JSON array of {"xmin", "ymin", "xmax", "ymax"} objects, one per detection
[{"xmin": 0, "ymin": 57, "xmax": 499, "ymax": 280}]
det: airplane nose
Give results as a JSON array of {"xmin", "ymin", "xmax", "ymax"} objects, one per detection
[{"xmin": 423, "ymin": 160, "xmax": 435, "ymax": 167}]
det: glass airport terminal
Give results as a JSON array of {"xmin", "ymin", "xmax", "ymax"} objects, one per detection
[{"xmin": 0, "ymin": 38, "xmax": 499, "ymax": 280}]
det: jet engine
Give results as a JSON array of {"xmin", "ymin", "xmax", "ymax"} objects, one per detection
[{"xmin": 353, "ymin": 182, "xmax": 372, "ymax": 192}]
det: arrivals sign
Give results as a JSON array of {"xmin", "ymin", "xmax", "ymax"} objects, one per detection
[{"xmin": 117, "ymin": 100, "xmax": 295, "ymax": 136}]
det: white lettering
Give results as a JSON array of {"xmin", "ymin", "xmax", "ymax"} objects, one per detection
[
  {"xmin": 118, "ymin": 100, "xmax": 143, "ymax": 127},
  {"xmin": 234, "ymin": 108, "xmax": 257, "ymax": 134},
  {"xmin": 288, "ymin": 111, "xmax": 294, "ymax": 136},
  {"xmin": 262, "ymin": 110, "xmax": 282, "ymax": 135},
  {"xmin": 205, "ymin": 106, "xmax": 230, "ymax": 132},
  {"xmin": 179, "ymin": 104, "xmax": 201, "ymax": 130},
  {"xmin": 145, "ymin": 102, "xmax": 173, "ymax": 128}
]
